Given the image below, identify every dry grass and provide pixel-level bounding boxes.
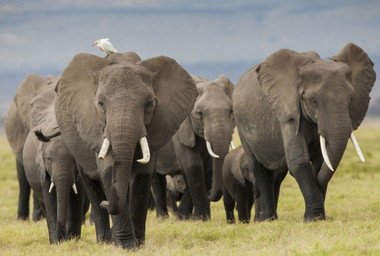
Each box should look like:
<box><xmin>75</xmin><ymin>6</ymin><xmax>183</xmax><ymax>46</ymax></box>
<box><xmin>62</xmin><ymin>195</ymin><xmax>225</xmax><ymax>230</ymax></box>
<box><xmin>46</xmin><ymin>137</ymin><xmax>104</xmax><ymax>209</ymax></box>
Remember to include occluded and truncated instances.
<box><xmin>0</xmin><ymin>122</ymin><xmax>379</xmax><ymax>255</ymax></box>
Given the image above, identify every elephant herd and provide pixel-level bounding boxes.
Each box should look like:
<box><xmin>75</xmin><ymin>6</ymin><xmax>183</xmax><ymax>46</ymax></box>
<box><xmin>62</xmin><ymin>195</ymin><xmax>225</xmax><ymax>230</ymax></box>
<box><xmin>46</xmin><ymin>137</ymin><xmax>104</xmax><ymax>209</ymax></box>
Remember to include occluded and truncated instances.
<box><xmin>4</xmin><ymin>42</ymin><xmax>376</xmax><ymax>249</ymax></box>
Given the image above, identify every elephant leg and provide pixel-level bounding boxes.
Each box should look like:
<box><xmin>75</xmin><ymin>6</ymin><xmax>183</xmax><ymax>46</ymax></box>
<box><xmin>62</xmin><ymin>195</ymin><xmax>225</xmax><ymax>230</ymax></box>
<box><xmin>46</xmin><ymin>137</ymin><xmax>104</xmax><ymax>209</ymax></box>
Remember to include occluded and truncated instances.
<box><xmin>67</xmin><ymin>178</ymin><xmax>85</xmax><ymax>240</ymax></box>
<box><xmin>177</xmin><ymin>188</ymin><xmax>193</xmax><ymax>220</ymax></box>
<box><xmin>223</xmin><ymin>190</ymin><xmax>235</xmax><ymax>224</ymax></box>
<box><xmin>100</xmin><ymin>164</ymin><xmax>137</xmax><ymax>249</ymax></box>
<box><xmin>236</xmin><ymin>191</ymin><xmax>250</xmax><ymax>223</ymax></box>
<box><xmin>181</xmin><ymin>155</ymin><xmax>210</xmax><ymax>220</ymax></box>
<box><xmin>32</xmin><ymin>193</ymin><xmax>44</xmax><ymax>221</ymax></box>
<box><xmin>41</xmin><ymin>176</ymin><xmax>58</xmax><ymax>244</ymax></box>
<box><xmin>16</xmin><ymin>159</ymin><xmax>30</xmax><ymax>220</ymax></box>
<box><xmin>239</xmin><ymin>132</ymin><xmax>276</xmax><ymax>221</ymax></box>
<box><xmin>129</xmin><ymin>158</ymin><xmax>155</xmax><ymax>246</ymax></box>
<box><xmin>82</xmin><ymin>194</ymin><xmax>90</xmax><ymax>224</ymax></box>
<box><xmin>150</xmin><ymin>172</ymin><xmax>168</xmax><ymax>218</ymax></box>
<box><xmin>273</xmin><ymin>170</ymin><xmax>287</xmax><ymax>219</ymax></box>
<box><xmin>282</xmin><ymin>126</ymin><xmax>325</xmax><ymax>221</ymax></box>
<box><xmin>253</xmin><ymin>183</ymin><xmax>262</xmax><ymax>221</ymax></box>
<box><xmin>78</xmin><ymin>167</ymin><xmax>111</xmax><ymax>243</ymax></box>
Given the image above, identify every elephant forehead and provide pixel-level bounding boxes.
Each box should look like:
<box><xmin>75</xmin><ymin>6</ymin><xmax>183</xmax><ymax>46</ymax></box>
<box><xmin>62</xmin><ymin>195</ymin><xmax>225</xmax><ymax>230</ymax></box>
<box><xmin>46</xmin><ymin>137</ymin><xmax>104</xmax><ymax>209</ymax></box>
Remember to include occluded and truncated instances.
<box><xmin>301</xmin><ymin>61</ymin><xmax>351</xmax><ymax>77</ymax></box>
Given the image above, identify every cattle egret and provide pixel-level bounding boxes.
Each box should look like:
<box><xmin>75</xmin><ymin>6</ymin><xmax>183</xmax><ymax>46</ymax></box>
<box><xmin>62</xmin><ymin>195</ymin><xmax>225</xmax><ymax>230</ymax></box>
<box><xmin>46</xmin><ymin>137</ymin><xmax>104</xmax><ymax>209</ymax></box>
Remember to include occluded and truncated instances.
<box><xmin>92</xmin><ymin>38</ymin><xmax>118</xmax><ymax>55</ymax></box>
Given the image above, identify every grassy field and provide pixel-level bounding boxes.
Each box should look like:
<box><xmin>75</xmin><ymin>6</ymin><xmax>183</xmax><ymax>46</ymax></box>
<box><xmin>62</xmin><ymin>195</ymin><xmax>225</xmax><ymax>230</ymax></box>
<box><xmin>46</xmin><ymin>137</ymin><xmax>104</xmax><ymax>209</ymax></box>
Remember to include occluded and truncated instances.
<box><xmin>0</xmin><ymin>123</ymin><xmax>379</xmax><ymax>256</ymax></box>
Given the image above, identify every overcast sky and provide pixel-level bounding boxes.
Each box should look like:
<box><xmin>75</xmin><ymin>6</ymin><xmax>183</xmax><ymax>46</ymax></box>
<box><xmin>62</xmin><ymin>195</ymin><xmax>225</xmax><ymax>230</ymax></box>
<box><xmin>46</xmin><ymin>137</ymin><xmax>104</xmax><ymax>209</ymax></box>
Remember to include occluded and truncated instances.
<box><xmin>1</xmin><ymin>0</ymin><xmax>379</xmax><ymax>70</ymax></box>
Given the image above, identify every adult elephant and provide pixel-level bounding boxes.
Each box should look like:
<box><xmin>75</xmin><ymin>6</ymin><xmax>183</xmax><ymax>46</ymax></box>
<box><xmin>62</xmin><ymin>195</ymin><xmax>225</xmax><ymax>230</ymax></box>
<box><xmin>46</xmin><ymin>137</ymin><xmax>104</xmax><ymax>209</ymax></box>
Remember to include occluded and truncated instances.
<box><xmin>47</xmin><ymin>52</ymin><xmax>197</xmax><ymax>248</ymax></box>
<box><xmin>23</xmin><ymin>86</ymin><xmax>85</xmax><ymax>243</ymax></box>
<box><xmin>5</xmin><ymin>74</ymin><xmax>57</xmax><ymax>220</ymax></box>
<box><xmin>152</xmin><ymin>75</ymin><xmax>235</xmax><ymax>220</ymax></box>
<box><xmin>233</xmin><ymin>43</ymin><xmax>376</xmax><ymax>221</ymax></box>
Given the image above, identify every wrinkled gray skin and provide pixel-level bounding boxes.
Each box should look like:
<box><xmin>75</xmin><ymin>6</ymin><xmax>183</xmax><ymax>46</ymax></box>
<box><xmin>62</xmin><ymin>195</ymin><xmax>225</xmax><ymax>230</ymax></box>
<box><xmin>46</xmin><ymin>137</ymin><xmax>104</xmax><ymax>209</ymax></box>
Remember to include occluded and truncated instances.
<box><xmin>233</xmin><ymin>43</ymin><xmax>376</xmax><ymax>221</ymax></box>
<box><xmin>5</xmin><ymin>74</ymin><xmax>57</xmax><ymax>220</ymax></box>
<box><xmin>152</xmin><ymin>75</ymin><xmax>235</xmax><ymax>220</ymax></box>
<box><xmin>165</xmin><ymin>175</ymin><xmax>186</xmax><ymax>213</ymax></box>
<box><xmin>222</xmin><ymin>146</ymin><xmax>255</xmax><ymax>223</ymax></box>
<box><xmin>51</xmin><ymin>52</ymin><xmax>197</xmax><ymax>249</ymax></box>
<box><xmin>23</xmin><ymin>87</ymin><xmax>85</xmax><ymax>244</ymax></box>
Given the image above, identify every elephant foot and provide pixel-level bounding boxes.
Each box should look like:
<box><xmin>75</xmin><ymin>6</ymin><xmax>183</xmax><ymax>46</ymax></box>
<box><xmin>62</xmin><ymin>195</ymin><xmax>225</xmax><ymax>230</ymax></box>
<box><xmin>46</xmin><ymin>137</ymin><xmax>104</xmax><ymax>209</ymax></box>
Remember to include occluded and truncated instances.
<box><xmin>304</xmin><ymin>212</ymin><xmax>326</xmax><ymax>222</ymax></box>
<box><xmin>176</xmin><ymin>212</ymin><xmax>192</xmax><ymax>220</ymax></box>
<box><xmin>192</xmin><ymin>213</ymin><xmax>210</xmax><ymax>221</ymax></box>
<box><xmin>17</xmin><ymin>215</ymin><xmax>29</xmax><ymax>221</ymax></box>
<box><xmin>226</xmin><ymin>218</ymin><xmax>235</xmax><ymax>224</ymax></box>
<box><xmin>114</xmin><ymin>238</ymin><xmax>139</xmax><ymax>250</ymax></box>
<box><xmin>156</xmin><ymin>212</ymin><xmax>169</xmax><ymax>220</ymax></box>
<box><xmin>32</xmin><ymin>209</ymin><xmax>44</xmax><ymax>222</ymax></box>
<box><xmin>254</xmin><ymin>214</ymin><xmax>276</xmax><ymax>222</ymax></box>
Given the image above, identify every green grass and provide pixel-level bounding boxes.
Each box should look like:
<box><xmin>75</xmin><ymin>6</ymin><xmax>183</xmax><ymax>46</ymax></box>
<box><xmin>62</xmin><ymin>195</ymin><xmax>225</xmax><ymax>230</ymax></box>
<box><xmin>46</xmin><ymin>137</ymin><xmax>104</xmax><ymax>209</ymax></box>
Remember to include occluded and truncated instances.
<box><xmin>1</xmin><ymin>123</ymin><xmax>380</xmax><ymax>255</ymax></box>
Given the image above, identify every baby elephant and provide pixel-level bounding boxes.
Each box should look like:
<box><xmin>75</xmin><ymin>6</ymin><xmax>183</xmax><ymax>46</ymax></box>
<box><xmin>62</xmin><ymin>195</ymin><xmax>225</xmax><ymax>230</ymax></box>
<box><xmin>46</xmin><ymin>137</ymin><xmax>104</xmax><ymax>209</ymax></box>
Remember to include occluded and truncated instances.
<box><xmin>165</xmin><ymin>175</ymin><xmax>187</xmax><ymax>213</ymax></box>
<box><xmin>23</xmin><ymin>124</ymin><xmax>85</xmax><ymax>243</ymax></box>
<box><xmin>222</xmin><ymin>146</ymin><xmax>256</xmax><ymax>223</ymax></box>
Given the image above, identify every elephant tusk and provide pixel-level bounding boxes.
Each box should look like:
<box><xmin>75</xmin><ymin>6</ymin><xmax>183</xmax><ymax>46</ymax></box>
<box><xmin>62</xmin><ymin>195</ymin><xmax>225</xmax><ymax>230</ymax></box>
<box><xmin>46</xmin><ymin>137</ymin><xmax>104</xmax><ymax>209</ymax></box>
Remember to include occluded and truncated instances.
<box><xmin>48</xmin><ymin>182</ymin><xmax>54</xmax><ymax>193</ymax></box>
<box><xmin>206</xmin><ymin>141</ymin><xmax>220</xmax><ymax>158</ymax></box>
<box><xmin>72</xmin><ymin>183</ymin><xmax>78</xmax><ymax>195</ymax></box>
<box><xmin>320</xmin><ymin>135</ymin><xmax>334</xmax><ymax>172</ymax></box>
<box><xmin>350</xmin><ymin>133</ymin><xmax>365</xmax><ymax>162</ymax></box>
<box><xmin>230</xmin><ymin>141</ymin><xmax>236</xmax><ymax>150</ymax></box>
<box><xmin>137</xmin><ymin>137</ymin><xmax>150</xmax><ymax>164</ymax></box>
<box><xmin>98</xmin><ymin>138</ymin><xmax>110</xmax><ymax>159</ymax></box>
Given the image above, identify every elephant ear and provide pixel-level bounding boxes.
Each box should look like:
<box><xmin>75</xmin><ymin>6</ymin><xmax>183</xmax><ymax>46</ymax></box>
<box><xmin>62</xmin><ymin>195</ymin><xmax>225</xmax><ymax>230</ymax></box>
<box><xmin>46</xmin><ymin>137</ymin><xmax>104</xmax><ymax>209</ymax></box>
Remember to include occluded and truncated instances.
<box><xmin>56</xmin><ymin>53</ymin><xmax>113</xmax><ymax>173</ymax></box>
<box><xmin>256</xmin><ymin>49</ymin><xmax>314</xmax><ymax>125</ymax></box>
<box><xmin>176</xmin><ymin>117</ymin><xmax>195</xmax><ymax>147</ymax></box>
<box><xmin>138</xmin><ymin>56</ymin><xmax>198</xmax><ymax>151</ymax></box>
<box><xmin>14</xmin><ymin>74</ymin><xmax>53</xmax><ymax>130</ymax></box>
<box><xmin>215</xmin><ymin>74</ymin><xmax>234</xmax><ymax>99</ymax></box>
<box><xmin>231</xmin><ymin>153</ymin><xmax>245</xmax><ymax>186</ymax></box>
<box><xmin>329</xmin><ymin>43</ymin><xmax>376</xmax><ymax>130</ymax></box>
<box><xmin>30</xmin><ymin>81</ymin><xmax>58</xmax><ymax>127</ymax></box>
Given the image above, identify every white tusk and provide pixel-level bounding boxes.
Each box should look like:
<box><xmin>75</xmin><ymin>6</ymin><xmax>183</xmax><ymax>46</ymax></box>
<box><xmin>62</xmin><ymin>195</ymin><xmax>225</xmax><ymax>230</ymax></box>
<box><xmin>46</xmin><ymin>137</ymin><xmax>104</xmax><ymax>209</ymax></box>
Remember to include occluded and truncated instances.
<box><xmin>72</xmin><ymin>183</ymin><xmax>78</xmax><ymax>194</ymax></box>
<box><xmin>206</xmin><ymin>141</ymin><xmax>220</xmax><ymax>158</ymax></box>
<box><xmin>350</xmin><ymin>133</ymin><xmax>365</xmax><ymax>162</ymax></box>
<box><xmin>137</xmin><ymin>137</ymin><xmax>150</xmax><ymax>164</ymax></box>
<box><xmin>320</xmin><ymin>135</ymin><xmax>334</xmax><ymax>172</ymax></box>
<box><xmin>98</xmin><ymin>138</ymin><xmax>110</xmax><ymax>159</ymax></box>
<box><xmin>230</xmin><ymin>141</ymin><xmax>236</xmax><ymax>150</ymax></box>
<box><xmin>49</xmin><ymin>182</ymin><xmax>54</xmax><ymax>193</ymax></box>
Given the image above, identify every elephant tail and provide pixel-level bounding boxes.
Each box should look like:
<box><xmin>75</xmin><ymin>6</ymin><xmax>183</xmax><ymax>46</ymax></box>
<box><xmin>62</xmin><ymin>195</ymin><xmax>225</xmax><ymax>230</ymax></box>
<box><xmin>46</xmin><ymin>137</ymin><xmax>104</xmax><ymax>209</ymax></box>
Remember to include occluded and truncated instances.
<box><xmin>35</xmin><ymin>130</ymin><xmax>61</xmax><ymax>142</ymax></box>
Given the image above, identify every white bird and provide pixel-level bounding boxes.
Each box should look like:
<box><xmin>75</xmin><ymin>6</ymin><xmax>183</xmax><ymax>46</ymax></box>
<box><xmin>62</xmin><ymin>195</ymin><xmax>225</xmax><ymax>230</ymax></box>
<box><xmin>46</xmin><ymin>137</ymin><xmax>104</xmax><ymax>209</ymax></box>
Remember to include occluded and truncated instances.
<box><xmin>92</xmin><ymin>38</ymin><xmax>118</xmax><ymax>56</ymax></box>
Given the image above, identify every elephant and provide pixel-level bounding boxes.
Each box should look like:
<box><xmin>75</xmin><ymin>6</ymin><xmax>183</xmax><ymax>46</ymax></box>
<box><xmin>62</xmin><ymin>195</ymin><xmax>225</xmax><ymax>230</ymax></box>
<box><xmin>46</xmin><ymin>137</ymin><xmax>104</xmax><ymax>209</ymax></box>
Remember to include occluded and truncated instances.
<box><xmin>151</xmin><ymin>75</ymin><xmax>235</xmax><ymax>220</ymax></box>
<box><xmin>5</xmin><ymin>74</ymin><xmax>57</xmax><ymax>220</ymax></box>
<box><xmin>222</xmin><ymin>146</ymin><xmax>255</xmax><ymax>223</ymax></box>
<box><xmin>233</xmin><ymin>43</ymin><xmax>376</xmax><ymax>221</ymax></box>
<box><xmin>39</xmin><ymin>51</ymin><xmax>197</xmax><ymax>249</ymax></box>
<box><xmin>165</xmin><ymin>175</ymin><xmax>186</xmax><ymax>213</ymax></box>
<box><xmin>23</xmin><ymin>86</ymin><xmax>85</xmax><ymax>243</ymax></box>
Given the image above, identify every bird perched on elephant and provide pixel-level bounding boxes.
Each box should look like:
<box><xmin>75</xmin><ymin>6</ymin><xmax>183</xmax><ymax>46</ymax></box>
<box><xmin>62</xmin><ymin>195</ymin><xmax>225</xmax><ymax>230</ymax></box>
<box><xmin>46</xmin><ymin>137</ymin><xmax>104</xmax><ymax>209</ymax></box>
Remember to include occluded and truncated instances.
<box><xmin>5</xmin><ymin>74</ymin><xmax>57</xmax><ymax>221</ymax></box>
<box><xmin>23</xmin><ymin>86</ymin><xmax>85</xmax><ymax>244</ymax></box>
<box><xmin>38</xmin><ymin>51</ymin><xmax>197</xmax><ymax>249</ymax></box>
<box><xmin>222</xmin><ymin>146</ymin><xmax>255</xmax><ymax>224</ymax></box>
<box><xmin>233</xmin><ymin>43</ymin><xmax>376</xmax><ymax>221</ymax></box>
<box><xmin>152</xmin><ymin>75</ymin><xmax>236</xmax><ymax>221</ymax></box>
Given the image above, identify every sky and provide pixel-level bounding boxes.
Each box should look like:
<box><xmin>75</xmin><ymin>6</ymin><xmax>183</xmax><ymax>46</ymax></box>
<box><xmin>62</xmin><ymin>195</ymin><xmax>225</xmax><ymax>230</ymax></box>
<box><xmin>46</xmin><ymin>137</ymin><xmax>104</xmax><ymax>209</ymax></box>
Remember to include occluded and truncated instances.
<box><xmin>0</xmin><ymin>0</ymin><xmax>380</xmax><ymax>114</ymax></box>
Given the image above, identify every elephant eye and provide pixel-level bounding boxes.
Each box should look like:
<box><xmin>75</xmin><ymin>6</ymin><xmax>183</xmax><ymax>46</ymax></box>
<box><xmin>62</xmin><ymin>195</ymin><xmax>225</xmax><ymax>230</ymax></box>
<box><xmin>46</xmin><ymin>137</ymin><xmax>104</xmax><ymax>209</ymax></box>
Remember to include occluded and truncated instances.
<box><xmin>195</xmin><ymin>110</ymin><xmax>202</xmax><ymax>119</ymax></box>
<box><xmin>145</xmin><ymin>98</ymin><xmax>156</xmax><ymax>112</ymax></box>
<box><xmin>97</xmin><ymin>101</ymin><xmax>104</xmax><ymax>108</ymax></box>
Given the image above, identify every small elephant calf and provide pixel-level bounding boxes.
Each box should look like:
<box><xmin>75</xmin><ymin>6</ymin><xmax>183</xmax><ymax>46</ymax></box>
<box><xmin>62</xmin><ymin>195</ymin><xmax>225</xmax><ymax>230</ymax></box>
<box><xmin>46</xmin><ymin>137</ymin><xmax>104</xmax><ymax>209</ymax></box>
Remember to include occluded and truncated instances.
<box><xmin>165</xmin><ymin>175</ymin><xmax>187</xmax><ymax>213</ymax></box>
<box><xmin>222</xmin><ymin>146</ymin><xmax>256</xmax><ymax>223</ymax></box>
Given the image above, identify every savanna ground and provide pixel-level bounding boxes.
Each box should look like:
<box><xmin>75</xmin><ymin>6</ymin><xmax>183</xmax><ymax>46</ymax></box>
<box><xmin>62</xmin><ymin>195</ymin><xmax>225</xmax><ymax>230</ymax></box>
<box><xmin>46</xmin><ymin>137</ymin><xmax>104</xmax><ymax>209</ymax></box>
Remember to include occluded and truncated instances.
<box><xmin>0</xmin><ymin>122</ymin><xmax>379</xmax><ymax>256</ymax></box>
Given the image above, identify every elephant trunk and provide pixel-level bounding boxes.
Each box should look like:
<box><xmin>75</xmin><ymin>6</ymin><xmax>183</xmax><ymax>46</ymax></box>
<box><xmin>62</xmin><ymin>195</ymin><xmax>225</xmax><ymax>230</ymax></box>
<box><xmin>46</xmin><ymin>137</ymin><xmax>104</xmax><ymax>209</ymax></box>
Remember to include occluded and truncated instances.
<box><xmin>55</xmin><ymin>171</ymin><xmax>72</xmax><ymax>242</ymax></box>
<box><xmin>206</xmin><ymin>121</ymin><xmax>232</xmax><ymax>202</ymax></box>
<box><xmin>104</xmin><ymin>114</ymin><xmax>142</xmax><ymax>215</ymax></box>
<box><xmin>317</xmin><ymin>109</ymin><xmax>352</xmax><ymax>194</ymax></box>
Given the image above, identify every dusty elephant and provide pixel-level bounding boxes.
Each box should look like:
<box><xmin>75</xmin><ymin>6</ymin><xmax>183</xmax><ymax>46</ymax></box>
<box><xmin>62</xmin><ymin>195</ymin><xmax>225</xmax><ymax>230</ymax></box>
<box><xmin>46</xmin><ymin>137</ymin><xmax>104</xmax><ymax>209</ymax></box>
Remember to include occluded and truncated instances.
<box><xmin>233</xmin><ymin>43</ymin><xmax>376</xmax><ymax>221</ymax></box>
<box><xmin>5</xmin><ymin>74</ymin><xmax>57</xmax><ymax>220</ymax></box>
<box><xmin>40</xmin><ymin>52</ymin><xmax>197</xmax><ymax>248</ymax></box>
<box><xmin>23</xmin><ymin>86</ymin><xmax>85</xmax><ymax>243</ymax></box>
<box><xmin>152</xmin><ymin>75</ymin><xmax>236</xmax><ymax>220</ymax></box>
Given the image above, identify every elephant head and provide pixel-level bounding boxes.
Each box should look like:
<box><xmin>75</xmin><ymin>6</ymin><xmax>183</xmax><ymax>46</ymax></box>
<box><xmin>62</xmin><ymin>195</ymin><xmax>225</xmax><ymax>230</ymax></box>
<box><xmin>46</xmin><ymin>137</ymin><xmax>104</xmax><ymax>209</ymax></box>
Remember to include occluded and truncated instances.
<box><xmin>176</xmin><ymin>75</ymin><xmax>235</xmax><ymax>201</ymax></box>
<box><xmin>256</xmin><ymin>43</ymin><xmax>376</xmax><ymax>188</ymax></box>
<box><xmin>55</xmin><ymin>52</ymin><xmax>197</xmax><ymax>215</ymax></box>
<box><xmin>230</xmin><ymin>147</ymin><xmax>255</xmax><ymax>186</ymax></box>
